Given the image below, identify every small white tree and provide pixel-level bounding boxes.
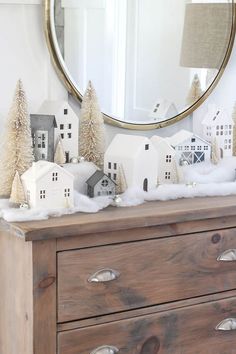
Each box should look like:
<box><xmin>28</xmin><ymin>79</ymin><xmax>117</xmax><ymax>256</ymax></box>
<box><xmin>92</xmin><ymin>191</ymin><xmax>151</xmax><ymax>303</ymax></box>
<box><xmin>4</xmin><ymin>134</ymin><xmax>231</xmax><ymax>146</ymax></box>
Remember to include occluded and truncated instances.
<box><xmin>10</xmin><ymin>171</ymin><xmax>25</xmax><ymax>205</ymax></box>
<box><xmin>211</xmin><ymin>138</ymin><xmax>220</xmax><ymax>165</ymax></box>
<box><xmin>0</xmin><ymin>80</ymin><xmax>34</xmax><ymax>197</ymax></box>
<box><xmin>54</xmin><ymin>137</ymin><xmax>66</xmax><ymax>164</ymax></box>
<box><xmin>186</xmin><ymin>74</ymin><xmax>203</xmax><ymax>106</ymax></box>
<box><xmin>116</xmin><ymin>164</ymin><xmax>127</xmax><ymax>194</ymax></box>
<box><xmin>79</xmin><ymin>81</ymin><xmax>105</xmax><ymax>169</ymax></box>
<box><xmin>232</xmin><ymin>102</ymin><xmax>236</xmax><ymax>156</ymax></box>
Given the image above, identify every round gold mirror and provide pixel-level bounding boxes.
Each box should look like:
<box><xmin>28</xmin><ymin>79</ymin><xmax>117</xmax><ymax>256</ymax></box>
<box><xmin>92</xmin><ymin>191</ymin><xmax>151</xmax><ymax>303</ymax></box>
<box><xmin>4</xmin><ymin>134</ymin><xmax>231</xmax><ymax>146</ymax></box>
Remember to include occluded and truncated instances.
<box><xmin>44</xmin><ymin>0</ymin><xmax>236</xmax><ymax>130</ymax></box>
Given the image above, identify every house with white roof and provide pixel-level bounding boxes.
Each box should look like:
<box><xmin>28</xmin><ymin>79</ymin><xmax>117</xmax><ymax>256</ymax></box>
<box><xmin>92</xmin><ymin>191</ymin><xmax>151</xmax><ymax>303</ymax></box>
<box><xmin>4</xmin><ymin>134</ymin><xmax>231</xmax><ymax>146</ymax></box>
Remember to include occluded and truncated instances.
<box><xmin>38</xmin><ymin>100</ymin><xmax>79</xmax><ymax>162</ymax></box>
<box><xmin>21</xmin><ymin>161</ymin><xmax>74</xmax><ymax>209</ymax></box>
<box><xmin>168</xmin><ymin>130</ymin><xmax>211</xmax><ymax>165</ymax></box>
<box><xmin>151</xmin><ymin>136</ymin><xmax>178</xmax><ymax>184</ymax></box>
<box><xmin>202</xmin><ymin>105</ymin><xmax>234</xmax><ymax>158</ymax></box>
<box><xmin>104</xmin><ymin>134</ymin><xmax>158</xmax><ymax>192</ymax></box>
<box><xmin>149</xmin><ymin>99</ymin><xmax>178</xmax><ymax>121</ymax></box>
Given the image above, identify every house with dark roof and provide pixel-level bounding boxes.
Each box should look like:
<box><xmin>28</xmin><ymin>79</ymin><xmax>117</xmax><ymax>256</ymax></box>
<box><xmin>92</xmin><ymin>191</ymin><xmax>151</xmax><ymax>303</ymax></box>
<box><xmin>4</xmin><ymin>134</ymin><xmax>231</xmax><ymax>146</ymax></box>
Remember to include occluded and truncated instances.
<box><xmin>86</xmin><ymin>171</ymin><xmax>116</xmax><ymax>198</ymax></box>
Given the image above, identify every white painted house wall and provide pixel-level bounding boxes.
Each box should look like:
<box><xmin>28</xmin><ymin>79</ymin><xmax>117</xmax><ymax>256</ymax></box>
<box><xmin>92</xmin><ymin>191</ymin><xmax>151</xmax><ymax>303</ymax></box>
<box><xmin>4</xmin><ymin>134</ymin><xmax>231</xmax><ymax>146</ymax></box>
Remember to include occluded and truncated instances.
<box><xmin>151</xmin><ymin>136</ymin><xmax>177</xmax><ymax>184</ymax></box>
<box><xmin>21</xmin><ymin>162</ymin><xmax>74</xmax><ymax>209</ymax></box>
<box><xmin>104</xmin><ymin>134</ymin><xmax>158</xmax><ymax>191</ymax></box>
<box><xmin>0</xmin><ymin>1</ymin><xmax>236</xmax><ymax>145</ymax></box>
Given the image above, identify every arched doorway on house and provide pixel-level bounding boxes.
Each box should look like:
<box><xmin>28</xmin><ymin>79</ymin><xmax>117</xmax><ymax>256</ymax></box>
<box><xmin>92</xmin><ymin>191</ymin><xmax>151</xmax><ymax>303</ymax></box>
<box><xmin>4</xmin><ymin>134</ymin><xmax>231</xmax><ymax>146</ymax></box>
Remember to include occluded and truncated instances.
<box><xmin>143</xmin><ymin>178</ymin><xmax>148</xmax><ymax>192</ymax></box>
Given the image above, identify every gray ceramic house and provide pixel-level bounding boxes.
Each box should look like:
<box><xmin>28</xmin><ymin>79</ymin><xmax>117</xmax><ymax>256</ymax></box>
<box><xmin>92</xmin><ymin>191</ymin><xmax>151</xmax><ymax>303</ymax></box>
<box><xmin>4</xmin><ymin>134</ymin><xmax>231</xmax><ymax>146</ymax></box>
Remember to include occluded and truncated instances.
<box><xmin>30</xmin><ymin>114</ymin><xmax>57</xmax><ymax>162</ymax></box>
<box><xmin>86</xmin><ymin>171</ymin><xmax>116</xmax><ymax>198</ymax></box>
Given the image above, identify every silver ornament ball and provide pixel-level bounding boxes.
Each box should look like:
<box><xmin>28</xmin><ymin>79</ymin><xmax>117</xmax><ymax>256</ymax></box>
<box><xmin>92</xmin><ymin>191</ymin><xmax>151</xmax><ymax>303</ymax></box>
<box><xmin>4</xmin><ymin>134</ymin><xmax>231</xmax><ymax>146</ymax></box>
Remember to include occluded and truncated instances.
<box><xmin>70</xmin><ymin>157</ymin><xmax>79</xmax><ymax>164</ymax></box>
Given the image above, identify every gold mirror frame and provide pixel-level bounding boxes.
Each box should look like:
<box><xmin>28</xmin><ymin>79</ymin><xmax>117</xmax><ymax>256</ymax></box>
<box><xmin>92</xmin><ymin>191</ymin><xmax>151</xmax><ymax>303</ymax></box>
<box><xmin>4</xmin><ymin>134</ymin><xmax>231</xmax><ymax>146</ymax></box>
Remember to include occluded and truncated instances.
<box><xmin>44</xmin><ymin>0</ymin><xmax>236</xmax><ymax>131</ymax></box>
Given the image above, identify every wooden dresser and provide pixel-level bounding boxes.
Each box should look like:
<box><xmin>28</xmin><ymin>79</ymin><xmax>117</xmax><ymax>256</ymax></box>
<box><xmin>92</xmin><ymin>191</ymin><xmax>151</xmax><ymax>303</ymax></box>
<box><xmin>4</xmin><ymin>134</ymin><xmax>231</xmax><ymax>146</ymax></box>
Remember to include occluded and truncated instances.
<box><xmin>2</xmin><ymin>196</ymin><xmax>236</xmax><ymax>354</ymax></box>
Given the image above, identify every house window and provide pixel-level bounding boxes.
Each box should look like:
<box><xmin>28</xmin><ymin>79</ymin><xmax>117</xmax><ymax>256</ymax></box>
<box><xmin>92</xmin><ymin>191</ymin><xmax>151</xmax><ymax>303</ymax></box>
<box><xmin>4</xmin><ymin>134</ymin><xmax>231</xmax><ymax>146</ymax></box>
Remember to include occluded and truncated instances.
<box><xmin>204</xmin><ymin>146</ymin><xmax>209</xmax><ymax>150</ymax></box>
<box><xmin>197</xmin><ymin>146</ymin><xmax>202</xmax><ymax>151</ymax></box>
<box><xmin>191</xmin><ymin>146</ymin><xmax>195</xmax><ymax>151</ymax></box>
<box><xmin>114</xmin><ymin>163</ymin><xmax>117</xmax><ymax>170</ymax></box>
<box><xmin>185</xmin><ymin>146</ymin><xmax>189</xmax><ymax>151</ymax></box>
<box><xmin>113</xmin><ymin>174</ymin><xmax>117</xmax><ymax>181</ymax></box>
<box><xmin>64</xmin><ymin>109</ymin><xmax>68</xmax><ymax>115</ymax></box>
<box><xmin>68</xmin><ymin>133</ymin><xmax>72</xmax><ymax>139</ymax></box>
<box><xmin>108</xmin><ymin>172</ymin><xmax>111</xmax><ymax>178</ymax></box>
<box><xmin>216</xmin><ymin>125</ymin><xmax>219</xmax><ymax>130</ymax></box>
<box><xmin>221</xmin><ymin>125</ymin><xmax>223</xmax><ymax>130</ymax></box>
<box><xmin>101</xmin><ymin>179</ymin><xmax>108</xmax><ymax>187</ymax></box>
<box><xmin>166</xmin><ymin>155</ymin><xmax>172</xmax><ymax>163</ymax></box>
<box><xmin>52</xmin><ymin>172</ymin><xmax>58</xmax><ymax>181</ymax></box>
<box><xmin>165</xmin><ymin>172</ymin><xmax>171</xmax><ymax>180</ymax></box>
<box><xmin>42</xmin><ymin>142</ymin><xmax>45</xmax><ymax>148</ymax></box>
<box><xmin>60</xmin><ymin>124</ymin><xmax>64</xmax><ymax>130</ymax></box>
<box><xmin>191</xmin><ymin>138</ymin><xmax>196</xmax><ymax>143</ymax></box>
<box><xmin>145</xmin><ymin>144</ymin><xmax>149</xmax><ymax>150</ymax></box>
<box><xmin>225</xmin><ymin>139</ymin><xmax>228</xmax><ymax>144</ymax></box>
<box><xmin>216</xmin><ymin>131</ymin><xmax>219</xmax><ymax>136</ymax></box>
<box><xmin>108</xmin><ymin>162</ymin><xmax>111</xmax><ymax>169</ymax></box>
<box><xmin>225</xmin><ymin>146</ymin><xmax>228</xmax><ymax>150</ymax></box>
<box><xmin>229</xmin><ymin>131</ymin><xmax>232</xmax><ymax>135</ymax></box>
<box><xmin>40</xmin><ymin>190</ymin><xmax>46</xmax><ymax>199</ymax></box>
<box><xmin>220</xmin><ymin>131</ymin><xmax>223</xmax><ymax>135</ymax></box>
<box><xmin>42</xmin><ymin>153</ymin><xmax>45</xmax><ymax>159</ymax></box>
<box><xmin>64</xmin><ymin>188</ymin><xmax>70</xmax><ymax>197</ymax></box>
<box><xmin>68</xmin><ymin>124</ymin><xmax>72</xmax><ymax>129</ymax></box>
<box><xmin>229</xmin><ymin>125</ymin><xmax>232</xmax><ymax>129</ymax></box>
<box><xmin>61</xmin><ymin>134</ymin><xmax>64</xmax><ymax>139</ymax></box>
<box><xmin>225</xmin><ymin>125</ymin><xmax>228</xmax><ymax>129</ymax></box>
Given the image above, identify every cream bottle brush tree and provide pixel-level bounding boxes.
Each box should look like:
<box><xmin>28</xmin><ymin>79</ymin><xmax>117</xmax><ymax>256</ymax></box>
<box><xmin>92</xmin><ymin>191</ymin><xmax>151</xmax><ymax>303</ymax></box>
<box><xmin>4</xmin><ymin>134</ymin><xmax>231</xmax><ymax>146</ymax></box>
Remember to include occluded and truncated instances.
<box><xmin>186</xmin><ymin>74</ymin><xmax>203</xmax><ymax>106</ymax></box>
<box><xmin>79</xmin><ymin>81</ymin><xmax>105</xmax><ymax>169</ymax></box>
<box><xmin>54</xmin><ymin>137</ymin><xmax>66</xmax><ymax>165</ymax></box>
<box><xmin>10</xmin><ymin>171</ymin><xmax>25</xmax><ymax>205</ymax></box>
<box><xmin>0</xmin><ymin>79</ymin><xmax>34</xmax><ymax>197</ymax></box>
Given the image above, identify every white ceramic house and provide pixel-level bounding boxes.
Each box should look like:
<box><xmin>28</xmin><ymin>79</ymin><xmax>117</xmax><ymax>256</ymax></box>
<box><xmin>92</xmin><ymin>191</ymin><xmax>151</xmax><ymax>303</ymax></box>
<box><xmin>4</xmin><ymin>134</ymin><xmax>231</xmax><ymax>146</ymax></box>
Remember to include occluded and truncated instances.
<box><xmin>149</xmin><ymin>99</ymin><xmax>178</xmax><ymax>121</ymax></box>
<box><xmin>104</xmin><ymin>134</ymin><xmax>158</xmax><ymax>191</ymax></box>
<box><xmin>202</xmin><ymin>105</ymin><xmax>234</xmax><ymax>158</ymax></box>
<box><xmin>38</xmin><ymin>100</ymin><xmax>79</xmax><ymax>162</ymax></box>
<box><xmin>151</xmin><ymin>136</ymin><xmax>177</xmax><ymax>184</ymax></box>
<box><xmin>168</xmin><ymin>130</ymin><xmax>211</xmax><ymax>165</ymax></box>
<box><xmin>21</xmin><ymin>161</ymin><xmax>74</xmax><ymax>209</ymax></box>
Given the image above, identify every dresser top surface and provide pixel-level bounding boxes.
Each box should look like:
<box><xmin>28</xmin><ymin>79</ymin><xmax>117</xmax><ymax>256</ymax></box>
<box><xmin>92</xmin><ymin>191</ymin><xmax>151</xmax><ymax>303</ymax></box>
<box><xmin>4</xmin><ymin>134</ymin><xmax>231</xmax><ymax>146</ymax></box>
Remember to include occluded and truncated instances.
<box><xmin>2</xmin><ymin>195</ymin><xmax>236</xmax><ymax>241</ymax></box>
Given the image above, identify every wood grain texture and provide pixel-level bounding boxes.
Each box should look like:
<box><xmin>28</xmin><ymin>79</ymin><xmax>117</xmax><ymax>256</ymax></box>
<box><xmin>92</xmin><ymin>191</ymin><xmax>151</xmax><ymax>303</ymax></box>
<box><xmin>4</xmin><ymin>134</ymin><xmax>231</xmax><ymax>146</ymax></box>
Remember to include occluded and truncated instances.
<box><xmin>58</xmin><ymin>295</ymin><xmax>236</xmax><ymax>354</ymax></box>
<box><xmin>57</xmin><ymin>215</ymin><xmax>236</xmax><ymax>251</ymax></box>
<box><xmin>58</xmin><ymin>228</ymin><xmax>236</xmax><ymax>322</ymax></box>
<box><xmin>6</xmin><ymin>195</ymin><xmax>236</xmax><ymax>241</ymax></box>
<box><xmin>58</xmin><ymin>290</ymin><xmax>236</xmax><ymax>332</ymax></box>
<box><xmin>0</xmin><ymin>229</ymin><xmax>33</xmax><ymax>354</ymax></box>
<box><xmin>32</xmin><ymin>240</ymin><xmax>57</xmax><ymax>354</ymax></box>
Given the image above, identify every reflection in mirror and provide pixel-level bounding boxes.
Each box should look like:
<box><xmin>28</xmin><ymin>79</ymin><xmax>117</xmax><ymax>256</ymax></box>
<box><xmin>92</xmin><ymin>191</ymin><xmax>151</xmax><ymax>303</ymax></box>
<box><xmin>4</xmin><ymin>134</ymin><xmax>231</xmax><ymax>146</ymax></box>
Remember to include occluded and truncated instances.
<box><xmin>52</xmin><ymin>0</ymin><xmax>234</xmax><ymax>125</ymax></box>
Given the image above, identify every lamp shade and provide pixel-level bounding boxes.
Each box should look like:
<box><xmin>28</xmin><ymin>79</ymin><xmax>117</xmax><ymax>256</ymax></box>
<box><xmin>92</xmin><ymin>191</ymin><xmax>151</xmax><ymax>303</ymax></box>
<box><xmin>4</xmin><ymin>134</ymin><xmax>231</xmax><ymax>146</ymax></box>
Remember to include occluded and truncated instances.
<box><xmin>180</xmin><ymin>3</ymin><xmax>232</xmax><ymax>69</ymax></box>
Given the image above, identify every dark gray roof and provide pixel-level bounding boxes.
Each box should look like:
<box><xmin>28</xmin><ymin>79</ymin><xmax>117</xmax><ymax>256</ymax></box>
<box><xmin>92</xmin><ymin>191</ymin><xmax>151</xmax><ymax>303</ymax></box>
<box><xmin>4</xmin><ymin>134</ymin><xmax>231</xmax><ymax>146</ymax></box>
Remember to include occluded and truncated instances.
<box><xmin>30</xmin><ymin>114</ymin><xmax>57</xmax><ymax>128</ymax></box>
<box><xmin>86</xmin><ymin>170</ymin><xmax>115</xmax><ymax>187</ymax></box>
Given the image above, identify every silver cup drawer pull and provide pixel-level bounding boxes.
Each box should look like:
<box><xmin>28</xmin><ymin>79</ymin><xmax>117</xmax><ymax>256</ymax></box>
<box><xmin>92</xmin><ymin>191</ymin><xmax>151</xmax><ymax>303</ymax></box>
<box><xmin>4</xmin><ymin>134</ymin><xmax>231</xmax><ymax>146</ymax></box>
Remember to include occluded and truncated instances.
<box><xmin>216</xmin><ymin>318</ymin><xmax>236</xmax><ymax>331</ymax></box>
<box><xmin>90</xmin><ymin>345</ymin><xmax>119</xmax><ymax>354</ymax></box>
<box><xmin>88</xmin><ymin>269</ymin><xmax>120</xmax><ymax>283</ymax></box>
<box><xmin>217</xmin><ymin>249</ymin><xmax>236</xmax><ymax>262</ymax></box>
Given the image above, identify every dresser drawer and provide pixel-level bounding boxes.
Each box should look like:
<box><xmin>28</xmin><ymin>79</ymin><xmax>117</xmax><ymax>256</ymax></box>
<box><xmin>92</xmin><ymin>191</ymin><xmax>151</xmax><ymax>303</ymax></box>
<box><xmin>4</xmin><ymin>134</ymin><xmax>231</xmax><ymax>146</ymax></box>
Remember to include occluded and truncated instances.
<box><xmin>58</xmin><ymin>295</ymin><xmax>236</xmax><ymax>354</ymax></box>
<box><xmin>58</xmin><ymin>229</ymin><xmax>236</xmax><ymax>322</ymax></box>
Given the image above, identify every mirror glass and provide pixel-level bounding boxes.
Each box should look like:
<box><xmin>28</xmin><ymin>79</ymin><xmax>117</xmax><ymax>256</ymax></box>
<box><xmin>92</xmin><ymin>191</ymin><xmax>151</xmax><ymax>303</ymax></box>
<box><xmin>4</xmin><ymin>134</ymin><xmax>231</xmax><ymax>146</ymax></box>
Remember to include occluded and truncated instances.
<box><xmin>51</xmin><ymin>0</ymin><xmax>234</xmax><ymax>126</ymax></box>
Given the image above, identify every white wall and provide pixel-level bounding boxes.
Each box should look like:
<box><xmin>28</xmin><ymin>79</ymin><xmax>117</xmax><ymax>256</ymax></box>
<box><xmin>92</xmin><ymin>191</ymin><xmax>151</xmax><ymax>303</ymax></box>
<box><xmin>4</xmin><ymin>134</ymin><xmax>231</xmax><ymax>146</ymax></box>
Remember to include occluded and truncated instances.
<box><xmin>0</xmin><ymin>1</ymin><xmax>235</xmax><ymax>146</ymax></box>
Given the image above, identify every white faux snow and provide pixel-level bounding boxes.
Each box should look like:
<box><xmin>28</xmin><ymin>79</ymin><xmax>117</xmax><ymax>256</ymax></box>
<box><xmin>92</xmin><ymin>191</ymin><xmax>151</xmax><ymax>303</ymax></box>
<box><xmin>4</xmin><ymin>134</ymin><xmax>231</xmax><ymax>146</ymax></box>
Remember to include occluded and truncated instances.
<box><xmin>1</xmin><ymin>157</ymin><xmax>236</xmax><ymax>222</ymax></box>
